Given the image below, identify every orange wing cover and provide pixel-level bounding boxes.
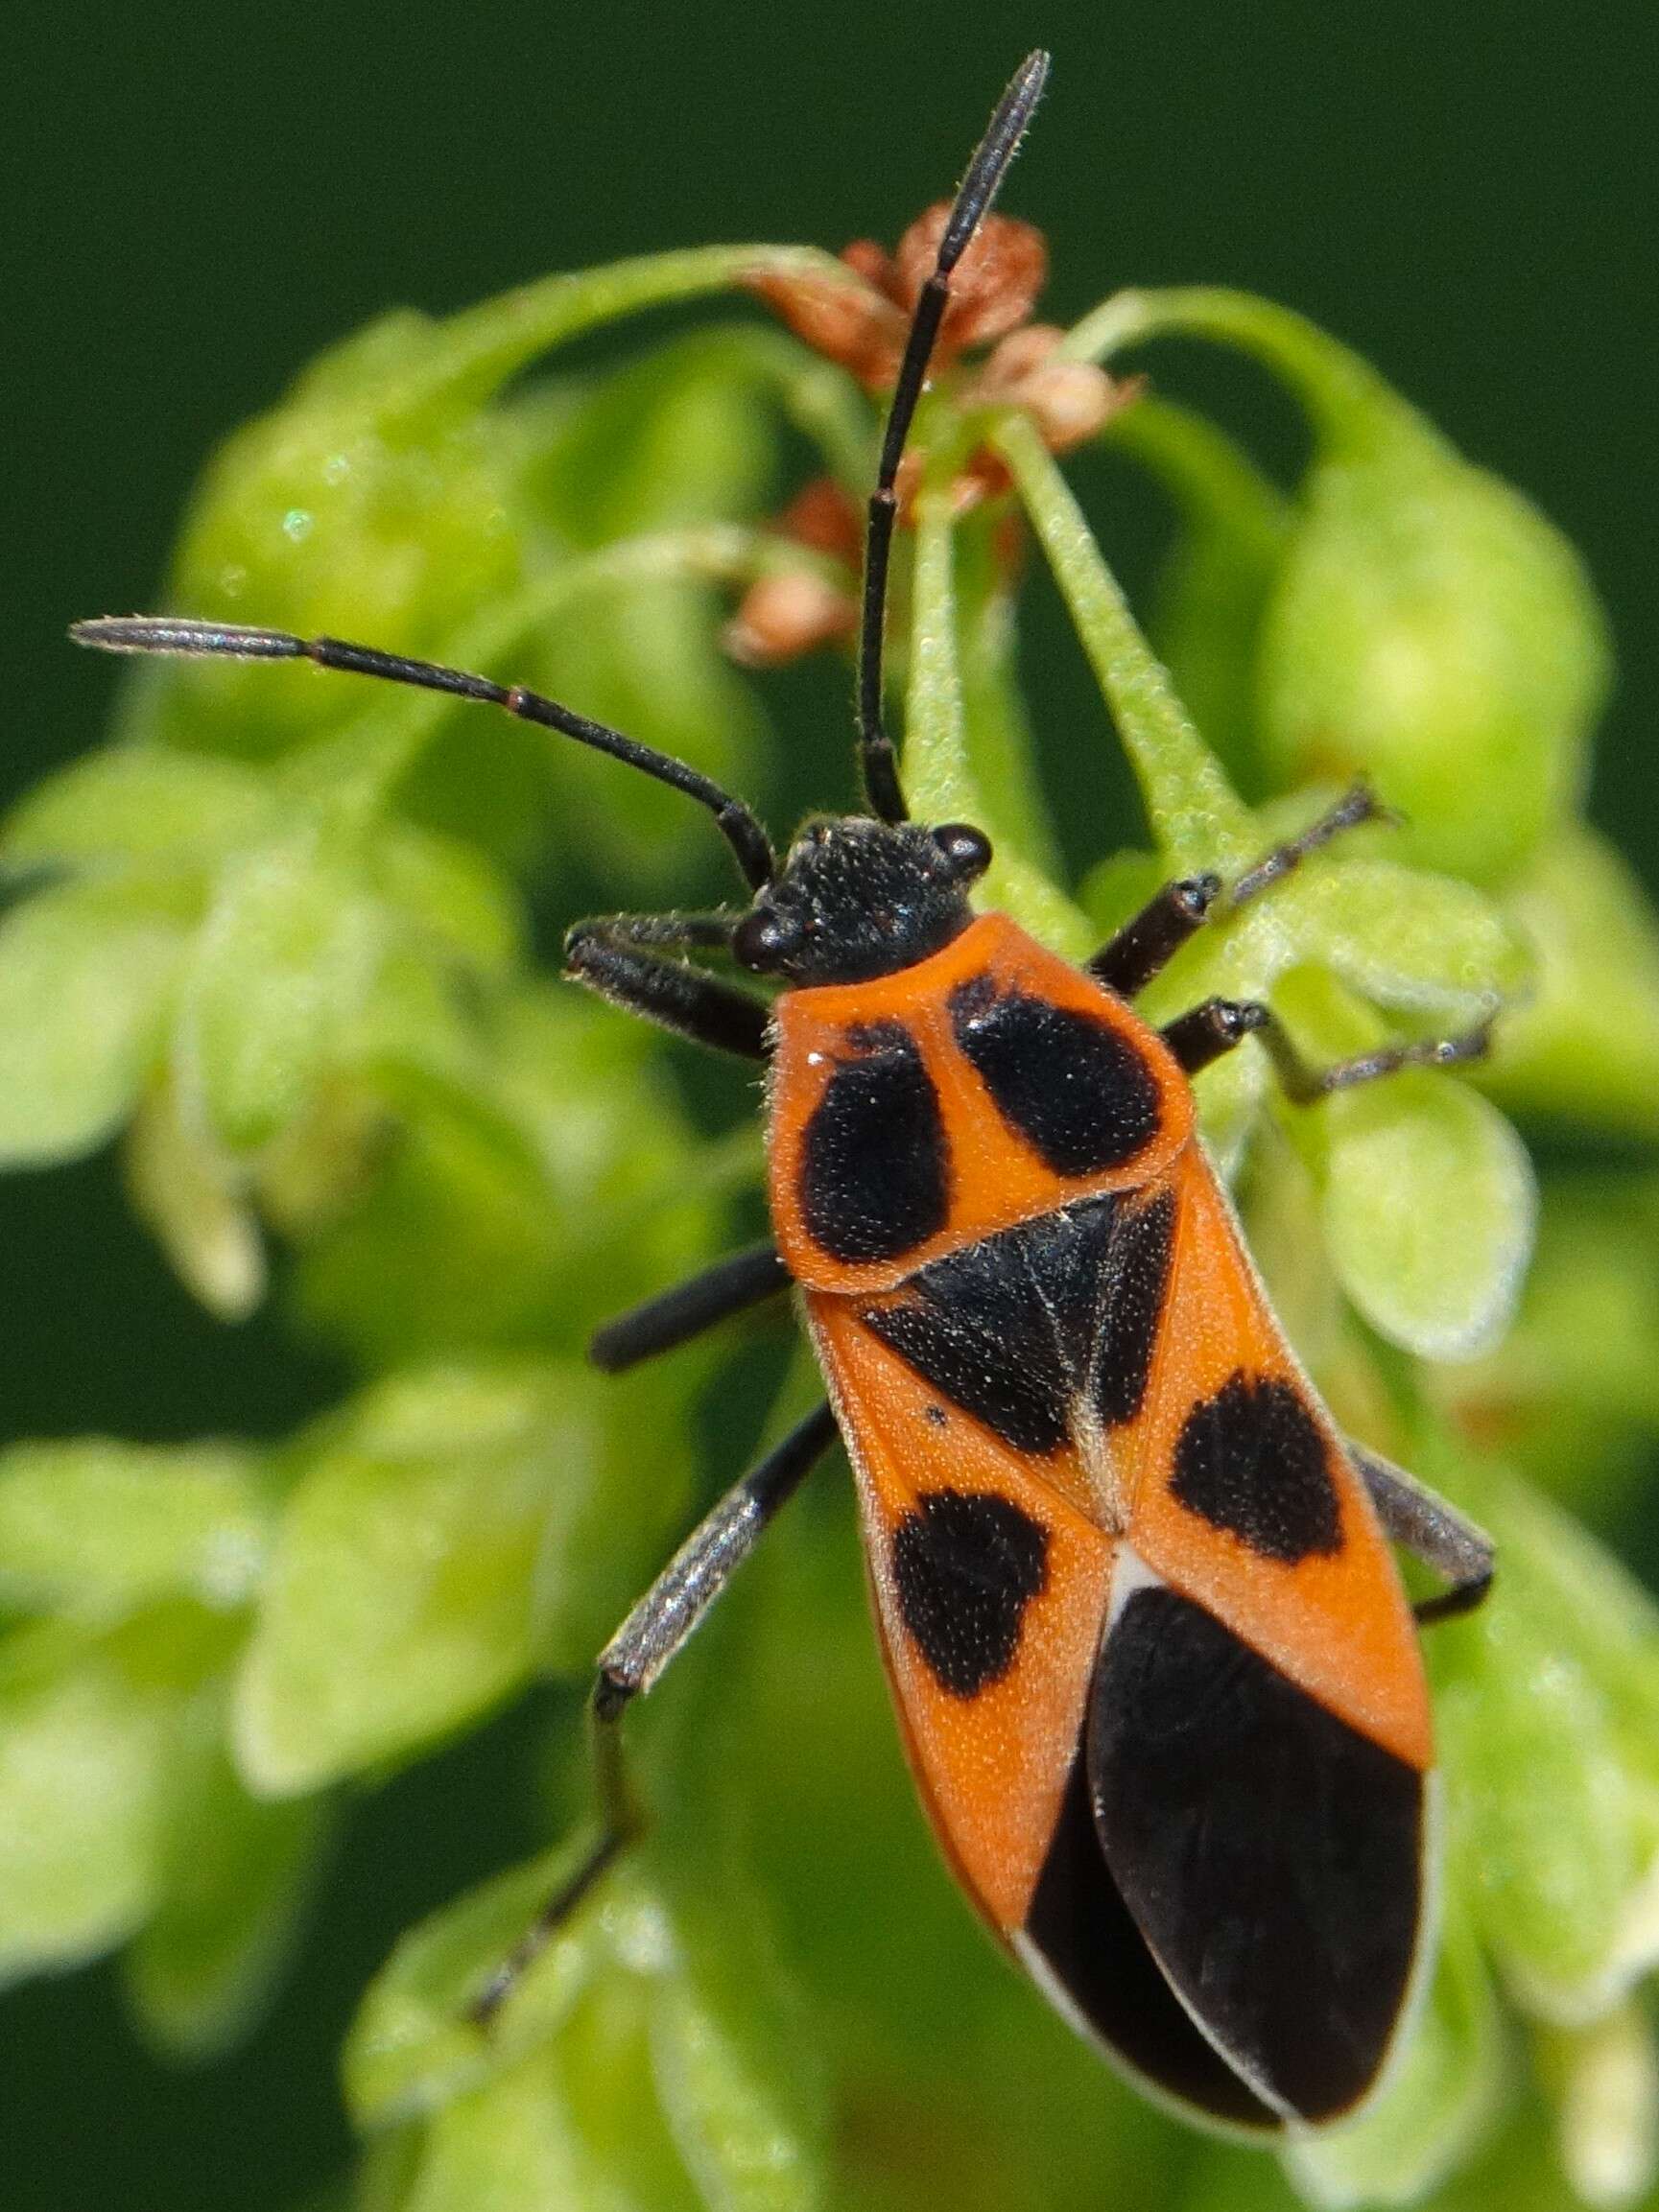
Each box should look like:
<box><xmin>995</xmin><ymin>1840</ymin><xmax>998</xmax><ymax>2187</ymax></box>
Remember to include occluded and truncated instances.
<box><xmin>770</xmin><ymin>912</ymin><xmax>1434</xmax><ymax>2130</ymax></box>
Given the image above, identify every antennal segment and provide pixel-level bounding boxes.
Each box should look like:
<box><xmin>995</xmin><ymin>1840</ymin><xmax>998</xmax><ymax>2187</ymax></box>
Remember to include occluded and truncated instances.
<box><xmin>856</xmin><ymin>48</ymin><xmax>1051</xmax><ymax>825</ymax></box>
<box><xmin>70</xmin><ymin>618</ymin><xmax>777</xmax><ymax>891</ymax></box>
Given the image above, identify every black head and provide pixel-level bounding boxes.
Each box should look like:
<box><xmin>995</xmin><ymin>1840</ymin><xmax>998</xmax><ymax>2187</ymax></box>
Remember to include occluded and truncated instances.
<box><xmin>732</xmin><ymin>816</ymin><xmax>992</xmax><ymax>986</ymax></box>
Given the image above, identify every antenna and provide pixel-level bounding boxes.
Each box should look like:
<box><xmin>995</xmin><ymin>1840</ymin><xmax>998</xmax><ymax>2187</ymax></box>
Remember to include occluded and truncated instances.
<box><xmin>68</xmin><ymin>618</ymin><xmax>777</xmax><ymax>891</ymax></box>
<box><xmin>855</xmin><ymin>48</ymin><xmax>1051</xmax><ymax>823</ymax></box>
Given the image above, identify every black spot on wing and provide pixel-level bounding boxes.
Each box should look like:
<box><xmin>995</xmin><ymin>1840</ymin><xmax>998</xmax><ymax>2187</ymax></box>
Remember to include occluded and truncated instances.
<box><xmin>799</xmin><ymin>1021</ymin><xmax>949</xmax><ymax>1264</ymax></box>
<box><xmin>1024</xmin><ymin>1753</ymin><xmax>1279</xmax><ymax>2129</ymax></box>
<box><xmin>1093</xmin><ymin>1188</ymin><xmax>1175</xmax><ymax>1428</ymax></box>
<box><xmin>949</xmin><ymin>974</ymin><xmax>1162</xmax><ymax>1176</ymax></box>
<box><xmin>891</xmin><ymin>1489</ymin><xmax>1049</xmax><ymax>1699</ymax></box>
<box><xmin>1088</xmin><ymin>1585</ymin><xmax>1423</xmax><ymax>2124</ymax></box>
<box><xmin>1172</xmin><ymin>1372</ymin><xmax>1342</xmax><ymax>1562</ymax></box>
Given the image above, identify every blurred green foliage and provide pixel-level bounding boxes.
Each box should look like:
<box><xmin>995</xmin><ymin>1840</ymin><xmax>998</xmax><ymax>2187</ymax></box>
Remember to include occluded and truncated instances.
<box><xmin>4</xmin><ymin>210</ymin><xmax>1659</xmax><ymax>2212</ymax></box>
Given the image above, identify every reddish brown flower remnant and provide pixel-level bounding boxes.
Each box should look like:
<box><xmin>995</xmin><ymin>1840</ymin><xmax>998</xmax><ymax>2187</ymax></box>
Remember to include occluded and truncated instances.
<box><xmin>728</xmin><ymin>205</ymin><xmax>1137</xmax><ymax>667</ymax></box>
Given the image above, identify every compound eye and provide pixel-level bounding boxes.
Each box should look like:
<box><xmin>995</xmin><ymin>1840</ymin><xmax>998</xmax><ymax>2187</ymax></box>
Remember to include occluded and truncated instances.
<box><xmin>933</xmin><ymin>822</ymin><xmax>993</xmax><ymax>882</ymax></box>
<box><xmin>733</xmin><ymin>906</ymin><xmax>801</xmax><ymax>973</ymax></box>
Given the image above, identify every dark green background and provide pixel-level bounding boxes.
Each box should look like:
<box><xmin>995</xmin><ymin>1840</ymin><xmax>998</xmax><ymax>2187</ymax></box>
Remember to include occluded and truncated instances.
<box><xmin>5</xmin><ymin>4</ymin><xmax>1656</xmax><ymax>2205</ymax></box>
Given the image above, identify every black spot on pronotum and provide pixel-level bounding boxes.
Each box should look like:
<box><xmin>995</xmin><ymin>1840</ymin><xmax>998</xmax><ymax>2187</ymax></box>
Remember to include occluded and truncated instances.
<box><xmin>1171</xmin><ymin>1370</ymin><xmax>1343</xmax><ymax>1563</ymax></box>
<box><xmin>799</xmin><ymin>1021</ymin><xmax>949</xmax><ymax>1263</ymax></box>
<box><xmin>1088</xmin><ymin>1585</ymin><xmax>1423</xmax><ymax>2123</ymax></box>
<box><xmin>891</xmin><ymin>1488</ymin><xmax>1049</xmax><ymax>1698</ymax></box>
<box><xmin>1093</xmin><ymin>1188</ymin><xmax>1175</xmax><ymax>1428</ymax></box>
<box><xmin>948</xmin><ymin>974</ymin><xmax>1161</xmax><ymax>1176</ymax></box>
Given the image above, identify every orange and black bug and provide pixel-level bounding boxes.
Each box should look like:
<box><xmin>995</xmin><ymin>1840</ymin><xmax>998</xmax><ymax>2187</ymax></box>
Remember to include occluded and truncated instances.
<box><xmin>72</xmin><ymin>52</ymin><xmax>1496</xmax><ymax>2133</ymax></box>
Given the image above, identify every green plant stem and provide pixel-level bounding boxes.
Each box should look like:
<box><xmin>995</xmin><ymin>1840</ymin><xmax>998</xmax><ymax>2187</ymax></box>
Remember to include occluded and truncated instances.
<box><xmin>381</xmin><ymin>245</ymin><xmax>860</xmax><ymax>425</ymax></box>
<box><xmin>1062</xmin><ymin>286</ymin><xmax>1417</xmax><ymax>454</ymax></box>
<box><xmin>991</xmin><ymin>412</ymin><xmax>1257</xmax><ymax>874</ymax></box>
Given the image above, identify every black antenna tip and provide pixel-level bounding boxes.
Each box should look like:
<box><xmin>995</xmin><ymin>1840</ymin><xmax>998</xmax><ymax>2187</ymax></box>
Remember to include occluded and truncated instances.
<box><xmin>1017</xmin><ymin>49</ymin><xmax>1053</xmax><ymax>97</ymax></box>
<box><xmin>69</xmin><ymin>617</ymin><xmax>305</xmax><ymax>661</ymax></box>
<box><xmin>938</xmin><ymin>50</ymin><xmax>1055</xmax><ymax>272</ymax></box>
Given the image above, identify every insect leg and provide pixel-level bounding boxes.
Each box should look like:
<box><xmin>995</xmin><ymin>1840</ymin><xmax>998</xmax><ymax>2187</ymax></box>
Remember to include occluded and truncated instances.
<box><xmin>565</xmin><ymin>915</ymin><xmax>770</xmax><ymax>1060</ymax></box>
<box><xmin>1223</xmin><ymin>779</ymin><xmax>1393</xmax><ymax>911</ymax></box>
<box><xmin>1160</xmin><ymin>996</ymin><xmax>1495</xmax><ymax>1096</ymax></box>
<box><xmin>1088</xmin><ymin>782</ymin><xmax>1389</xmax><ymax>999</ymax></box>
<box><xmin>589</xmin><ymin>1242</ymin><xmax>792</xmax><ymax>1373</ymax></box>
<box><xmin>1088</xmin><ymin>875</ymin><xmax>1221</xmax><ymax>999</ymax></box>
<box><xmin>469</xmin><ymin>1401</ymin><xmax>839</xmax><ymax>2023</ymax></box>
<box><xmin>1347</xmin><ymin>1443</ymin><xmax>1496</xmax><ymax>1624</ymax></box>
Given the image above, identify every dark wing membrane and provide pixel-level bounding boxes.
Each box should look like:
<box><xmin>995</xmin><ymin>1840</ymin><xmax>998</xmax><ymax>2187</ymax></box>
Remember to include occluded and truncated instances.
<box><xmin>1021</xmin><ymin>1753</ymin><xmax>1281</xmax><ymax>2130</ymax></box>
<box><xmin>1084</xmin><ymin>1581</ymin><xmax>1424</xmax><ymax>2125</ymax></box>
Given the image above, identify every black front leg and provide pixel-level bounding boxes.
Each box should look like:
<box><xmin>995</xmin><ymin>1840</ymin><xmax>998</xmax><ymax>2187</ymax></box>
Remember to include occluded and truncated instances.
<box><xmin>565</xmin><ymin>913</ymin><xmax>770</xmax><ymax>1060</ymax></box>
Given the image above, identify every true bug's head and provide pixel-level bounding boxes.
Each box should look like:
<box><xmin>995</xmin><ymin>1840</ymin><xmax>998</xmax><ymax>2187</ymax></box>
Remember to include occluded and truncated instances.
<box><xmin>733</xmin><ymin>815</ymin><xmax>991</xmax><ymax>986</ymax></box>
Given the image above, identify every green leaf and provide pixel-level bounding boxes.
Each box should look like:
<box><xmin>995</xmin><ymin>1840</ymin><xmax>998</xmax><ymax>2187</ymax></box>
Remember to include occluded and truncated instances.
<box><xmin>0</xmin><ymin>1437</ymin><xmax>269</xmax><ymax>1619</ymax></box>
<box><xmin>1483</xmin><ymin>824</ymin><xmax>1659</xmax><ymax>1137</ymax></box>
<box><xmin>1270</xmin><ymin>856</ymin><xmax>1533</xmax><ymax>1022</ymax></box>
<box><xmin>557</xmin><ymin>1968</ymin><xmax>704</xmax><ymax>2212</ymax></box>
<box><xmin>1286</xmin><ymin>1910</ymin><xmax>1507</xmax><ymax>2208</ymax></box>
<box><xmin>1322</xmin><ymin>1068</ymin><xmax>1536</xmax><ymax>1362</ymax></box>
<box><xmin>233</xmin><ymin>1362</ymin><xmax>646</xmax><ymax>1793</ymax></box>
<box><xmin>515</xmin><ymin>338</ymin><xmax>780</xmax><ymax>886</ymax></box>
<box><xmin>954</xmin><ymin>512</ymin><xmax>1063</xmax><ymax>880</ymax></box>
<box><xmin>178</xmin><ymin>826</ymin><xmax>389</xmax><ymax>1153</ymax></box>
<box><xmin>0</xmin><ymin>879</ymin><xmax>188</xmax><ymax>1167</ymax></box>
<box><xmin>1548</xmin><ymin>2003</ymin><xmax>1659</xmax><ymax>2212</ymax></box>
<box><xmin>1435</xmin><ymin>1467</ymin><xmax>1659</xmax><ymax>2023</ymax></box>
<box><xmin>526</xmin><ymin>331</ymin><xmax>773</xmax><ymax>546</ymax></box>
<box><xmin>140</xmin><ymin>247</ymin><xmax>841</xmax><ymax>765</ymax></box>
<box><xmin>368</xmin><ymin>824</ymin><xmax>520</xmax><ymax>976</ymax></box>
<box><xmin>388</xmin><ymin>245</ymin><xmax>854</xmax><ymax>428</ymax></box>
<box><xmin>297</xmin><ymin>1070</ymin><xmax>564</xmax><ymax>1366</ymax></box>
<box><xmin>127</xmin><ymin>1718</ymin><xmax>329</xmax><ymax>2059</ymax></box>
<box><xmin>0</xmin><ymin>1609</ymin><xmax>229</xmax><ymax>1981</ymax></box>
<box><xmin>1438</xmin><ymin>1178</ymin><xmax>1659</xmax><ymax>1518</ymax></box>
<box><xmin>1259</xmin><ymin>437</ymin><xmax>1606</xmax><ymax>885</ymax></box>
<box><xmin>346</xmin><ymin>1837</ymin><xmax>604</xmax><ymax>2130</ymax></box>
<box><xmin>651</xmin><ymin>1975</ymin><xmax>824</xmax><ymax>2212</ymax></box>
<box><xmin>1438</xmin><ymin>1474</ymin><xmax>1655</xmax><ymax>2023</ymax></box>
<box><xmin>125</xmin><ymin>1075</ymin><xmax>268</xmax><ymax>1319</ymax></box>
<box><xmin>650</xmin><ymin>1869</ymin><xmax>828</xmax><ymax>2212</ymax></box>
<box><xmin>300</xmin><ymin>981</ymin><xmax>719</xmax><ymax>1367</ymax></box>
<box><xmin>399</xmin><ymin>2037</ymin><xmax>642</xmax><ymax>2212</ymax></box>
<box><xmin>1</xmin><ymin>745</ymin><xmax>275</xmax><ymax>873</ymax></box>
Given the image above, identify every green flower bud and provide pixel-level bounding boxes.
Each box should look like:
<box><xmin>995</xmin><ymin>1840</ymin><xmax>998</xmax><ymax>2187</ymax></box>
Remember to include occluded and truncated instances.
<box><xmin>1257</xmin><ymin>387</ymin><xmax>1610</xmax><ymax>884</ymax></box>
